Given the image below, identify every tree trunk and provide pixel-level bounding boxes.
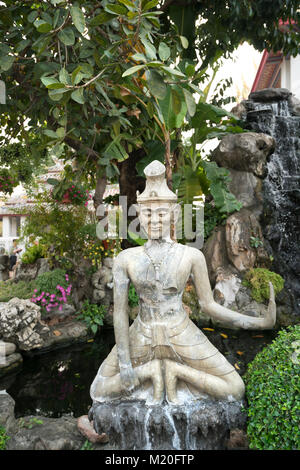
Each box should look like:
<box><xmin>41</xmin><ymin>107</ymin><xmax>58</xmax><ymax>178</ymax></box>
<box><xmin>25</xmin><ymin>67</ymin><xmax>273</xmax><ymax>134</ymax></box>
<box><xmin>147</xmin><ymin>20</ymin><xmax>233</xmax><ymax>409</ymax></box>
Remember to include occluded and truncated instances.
<box><xmin>118</xmin><ymin>149</ymin><xmax>146</xmax><ymax>248</ymax></box>
<box><xmin>93</xmin><ymin>172</ymin><xmax>107</xmax><ymax>217</ymax></box>
<box><xmin>165</xmin><ymin>133</ymin><xmax>173</xmax><ymax>190</ymax></box>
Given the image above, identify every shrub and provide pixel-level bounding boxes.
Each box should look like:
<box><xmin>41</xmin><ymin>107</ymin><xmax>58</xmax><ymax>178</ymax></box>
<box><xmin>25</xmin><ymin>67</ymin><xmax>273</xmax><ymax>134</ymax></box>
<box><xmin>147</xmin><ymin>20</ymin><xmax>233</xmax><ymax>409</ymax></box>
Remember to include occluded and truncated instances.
<box><xmin>21</xmin><ymin>244</ymin><xmax>45</xmax><ymax>264</ymax></box>
<box><xmin>0</xmin><ymin>426</ymin><xmax>10</xmax><ymax>450</ymax></box>
<box><xmin>244</xmin><ymin>325</ymin><xmax>300</xmax><ymax>450</ymax></box>
<box><xmin>76</xmin><ymin>301</ymin><xmax>106</xmax><ymax>334</ymax></box>
<box><xmin>31</xmin><ymin>269</ymin><xmax>72</xmax><ymax>315</ymax></box>
<box><xmin>0</xmin><ymin>279</ymin><xmax>37</xmax><ymax>302</ymax></box>
<box><xmin>242</xmin><ymin>268</ymin><xmax>284</xmax><ymax>303</ymax></box>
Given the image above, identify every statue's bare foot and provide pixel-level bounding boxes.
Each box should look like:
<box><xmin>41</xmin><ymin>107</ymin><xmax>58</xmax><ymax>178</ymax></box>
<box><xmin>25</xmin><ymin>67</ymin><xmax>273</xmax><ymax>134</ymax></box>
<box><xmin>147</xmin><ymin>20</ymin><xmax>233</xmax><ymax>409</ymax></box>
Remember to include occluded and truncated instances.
<box><xmin>164</xmin><ymin>359</ymin><xmax>180</xmax><ymax>404</ymax></box>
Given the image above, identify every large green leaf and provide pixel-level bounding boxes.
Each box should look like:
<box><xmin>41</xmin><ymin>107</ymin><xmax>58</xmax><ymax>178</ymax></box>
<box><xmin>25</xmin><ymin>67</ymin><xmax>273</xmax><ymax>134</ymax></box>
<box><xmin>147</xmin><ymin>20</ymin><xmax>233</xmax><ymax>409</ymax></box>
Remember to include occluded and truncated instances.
<box><xmin>71</xmin><ymin>88</ymin><xmax>85</xmax><ymax>104</ymax></box>
<box><xmin>182</xmin><ymin>88</ymin><xmax>196</xmax><ymax>117</ymax></box>
<box><xmin>0</xmin><ymin>55</ymin><xmax>14</xmax><ymax>71</ymax></box>
<box><xmin>58</xmin><ymin>27</ymin><xmax>75</xmax><ymax>46</ymax></box>
<box><xmin>158</xmin><ymin>42</ymin><xmax>170</xmax><ymax>61</ymax></box>
<box><xmin>70</xmin><ymin>6</ymin><xmax>86</xmax><ymax>34</ymax></box>
<box><xmin>158</xmin><ymin>86</ymin><xmax>187</xmax><ymax>130</ymax></box>
<box><xmin>122</xmin><ymin>65</ymin><xmax>145</xmax><ymax>77</ymax></box>
<box><xmin>146</xmin><ymin>70</ymin><xmax>166</xmax><ymax>99</ymax></box>
<box><xmin>34</xmin><ymin>19</ymin><xmax>52</xmax><ymax>33</ymax></box>
<box><xmin>89</xmin><ymin>12</ymin><xmax>115</xmax><ymax>26</ymax></box>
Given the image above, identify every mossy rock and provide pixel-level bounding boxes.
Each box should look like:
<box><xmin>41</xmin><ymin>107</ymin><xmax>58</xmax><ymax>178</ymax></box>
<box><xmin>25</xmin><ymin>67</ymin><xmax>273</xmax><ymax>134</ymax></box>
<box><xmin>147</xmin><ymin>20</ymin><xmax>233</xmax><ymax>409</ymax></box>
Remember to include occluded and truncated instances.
<box><xmin>242</xmin><ymin>268</ymin><xmax>284</xmax><ymax>303</ymax></box>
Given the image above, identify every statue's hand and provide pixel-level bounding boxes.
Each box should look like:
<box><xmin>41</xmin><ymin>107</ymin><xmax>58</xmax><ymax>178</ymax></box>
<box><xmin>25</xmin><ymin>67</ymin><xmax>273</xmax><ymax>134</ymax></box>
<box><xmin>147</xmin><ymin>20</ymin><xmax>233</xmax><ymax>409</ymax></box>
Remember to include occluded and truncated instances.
<box><xmin>263</xmin><ymin>282</ymin><xmax>276</xmax><ymax>329</ymax></box>
<box><xmin>119</xmin><ymin>363</ymin><xmax>140</xmax><ymax>393</ymax></box>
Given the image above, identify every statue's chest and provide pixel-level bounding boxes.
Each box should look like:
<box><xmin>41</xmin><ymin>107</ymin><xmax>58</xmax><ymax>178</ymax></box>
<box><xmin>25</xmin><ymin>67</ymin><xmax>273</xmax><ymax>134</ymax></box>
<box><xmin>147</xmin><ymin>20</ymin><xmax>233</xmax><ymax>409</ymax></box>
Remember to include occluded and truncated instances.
<box><xmin>128</xmin><ymin>244</ymin><xmax>191</xmax><ymax>295</ymax></box>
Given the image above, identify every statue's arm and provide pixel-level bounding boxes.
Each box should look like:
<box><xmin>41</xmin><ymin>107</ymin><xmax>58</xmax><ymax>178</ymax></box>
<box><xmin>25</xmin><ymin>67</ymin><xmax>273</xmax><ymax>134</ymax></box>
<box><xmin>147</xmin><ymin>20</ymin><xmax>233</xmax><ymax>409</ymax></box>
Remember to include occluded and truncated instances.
<box><xmin>191</xmin><ymin>249</ymin><xmax>276</xmax><ymax>330</ymax></box>
<box><xmin>112</xmin><ymin>254</ymin><xmax>139</xmax><ymax>391</ymax></box>
<box><xmin>113</xmin><ymin>255</ymin><xmax>131</xmax><ymax>366</ymax></box>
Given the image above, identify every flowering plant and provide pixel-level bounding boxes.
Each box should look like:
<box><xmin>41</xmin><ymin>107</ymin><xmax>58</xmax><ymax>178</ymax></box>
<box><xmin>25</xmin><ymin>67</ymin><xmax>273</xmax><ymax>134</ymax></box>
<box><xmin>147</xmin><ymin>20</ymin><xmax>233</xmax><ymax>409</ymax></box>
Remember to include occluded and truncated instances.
<box><xmin>31</xmin><ymin>269</ymin><xmax>72</xmax><ymax>315</ymax></box>
<box><xmin>61</xmin><ymin>184</ymin><xmax>92</xmax><ymax>207</ymax></box>
<box><xmin>83</xmin><ymin>238</ymin><xmax>122</xmax><ymax>268</ymax></box>
<box><xmin>0</xmin><ymin>169</ymin><xmax>17</xmax><ymax>194</ymax></box>
<box><xmin>48</xmin><ymin>178</ymin><xmax>92</xmax><ymax>207</ymax></box>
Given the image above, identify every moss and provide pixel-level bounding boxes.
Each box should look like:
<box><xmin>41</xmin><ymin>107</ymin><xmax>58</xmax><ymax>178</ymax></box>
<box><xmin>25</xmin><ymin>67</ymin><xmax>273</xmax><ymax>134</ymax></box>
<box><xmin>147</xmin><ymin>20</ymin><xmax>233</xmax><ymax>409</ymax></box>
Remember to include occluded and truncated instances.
<box><xmin>242</xmin><ymin>268</ymin><xmax>284</xmax><ymax>303</ymax></box>
<box><xmin>244</xmin><ymin>325</ymin><xmax>300</xmax><ymax>450</ymax></box>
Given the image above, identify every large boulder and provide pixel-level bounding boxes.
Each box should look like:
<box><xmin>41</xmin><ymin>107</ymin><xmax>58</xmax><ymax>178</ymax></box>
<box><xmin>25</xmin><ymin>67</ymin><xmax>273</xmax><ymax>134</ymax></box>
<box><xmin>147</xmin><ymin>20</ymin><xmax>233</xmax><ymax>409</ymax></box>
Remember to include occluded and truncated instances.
<box><xmin>203</xmin><ymin>209</ymin><xmax>270</xmax><ymax>285</ymax></box>
<box><xmin>211</xmin><ymin>132</ymin><xmax>275</xmax><ymax>177</ymax></box>
<box><xmin>248</xmin><ymin>87</ymin><xmax>291</xmax><ymax>102</ymax></box>
<box><xmin>0</xmin><ymin>298</ymin><xmax>50</xmax><ymax>351</ymax></box>
<box><xmin>14</xmin><ymin>258</ymin><xmax>50</xmax><ymax>282</ymax></box>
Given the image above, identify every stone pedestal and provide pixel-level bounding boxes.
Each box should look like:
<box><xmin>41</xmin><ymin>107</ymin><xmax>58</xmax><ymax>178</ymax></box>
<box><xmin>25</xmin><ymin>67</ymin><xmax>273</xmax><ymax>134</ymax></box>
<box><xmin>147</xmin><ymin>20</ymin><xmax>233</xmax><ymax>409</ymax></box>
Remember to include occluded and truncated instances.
<box><xmin>89</xmin><ymin>398</ymin><xmax>247</xmax><ymax>450</ymax></box>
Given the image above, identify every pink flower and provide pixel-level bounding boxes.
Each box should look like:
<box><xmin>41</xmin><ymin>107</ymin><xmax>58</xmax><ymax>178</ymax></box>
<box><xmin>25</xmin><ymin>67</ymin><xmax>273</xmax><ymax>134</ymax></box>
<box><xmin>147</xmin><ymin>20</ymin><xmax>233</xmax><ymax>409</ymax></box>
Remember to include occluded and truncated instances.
<box><xmin>58</xmin><ymin>305</ymin><xmax>63</xmax><ymax>311</ymax></box>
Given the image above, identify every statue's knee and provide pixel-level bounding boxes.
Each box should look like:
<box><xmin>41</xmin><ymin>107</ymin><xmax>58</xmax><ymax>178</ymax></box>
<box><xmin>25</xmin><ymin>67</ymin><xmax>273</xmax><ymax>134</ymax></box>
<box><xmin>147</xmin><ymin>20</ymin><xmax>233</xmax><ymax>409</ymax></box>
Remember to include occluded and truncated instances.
<box><xmin>227</xmin><ymin>371</ymin><xmax>245</xmax><ymax>399</ymax></box>
<box><xmin>222</xmin><ymin>371</ymin><xmax>245</xmax><ymax>399</ymax></box>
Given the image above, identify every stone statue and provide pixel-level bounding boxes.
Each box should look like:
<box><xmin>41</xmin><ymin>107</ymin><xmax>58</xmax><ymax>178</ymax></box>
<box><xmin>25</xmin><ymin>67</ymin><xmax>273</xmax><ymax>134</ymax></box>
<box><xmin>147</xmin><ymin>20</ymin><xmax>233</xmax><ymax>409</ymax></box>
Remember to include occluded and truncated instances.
<box><xmin>90</xmin><ymin>160</ymin><xmax>276</xmax><ymax>406</ymax></box>
<box><xmin>0</xmin><ymin>247</ymin><xmax>10</xmax><ymax>282</ymax></box>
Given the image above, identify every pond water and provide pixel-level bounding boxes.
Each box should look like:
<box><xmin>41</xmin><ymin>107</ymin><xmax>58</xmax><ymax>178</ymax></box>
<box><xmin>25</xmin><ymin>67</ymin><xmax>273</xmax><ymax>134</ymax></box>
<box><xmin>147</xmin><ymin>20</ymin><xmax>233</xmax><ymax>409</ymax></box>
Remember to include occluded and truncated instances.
<box><xmin>0</xmin><ymin>326</ymin><xmax>277</xmax><ymax>418</ymax></box>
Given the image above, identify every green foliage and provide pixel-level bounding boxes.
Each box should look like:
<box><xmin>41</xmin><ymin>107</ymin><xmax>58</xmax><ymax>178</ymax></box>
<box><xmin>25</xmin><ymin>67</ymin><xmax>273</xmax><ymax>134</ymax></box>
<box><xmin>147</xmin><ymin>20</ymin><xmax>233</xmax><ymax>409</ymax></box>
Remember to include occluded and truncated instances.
<box><xmin>201</xmin><ymin>161</ymin><xmax>243</xmax><ymax>214</ymax></box>
<box><xmin>48</xmin><ymin>177</ymin><xmax>92</xmax><ymax>206</ymax></box>
<box><xmin>80</xmin><ymin>439</ymin><xmax>94</xmax><ymax>450</ymax></box>
<box><xmin>0</xmin><ymin>168</ymin><xmax>17</xmax><ymax>194</ymax></box>
<box><xmin>128</xmin><ymin>283</ymin><xmax>139</xmax><ymax>308</ymax></box>
<box><xmin>243</xmin><ymin>268</ymin><xmax>284</xmax><ymax>303</ymax></box>
<box><xmin>204</xmin><ymin>202</ymin><xmax>227</xmax><ymax>240</ymax></box>
<box><xmin>21</xmin><ymin>243</ymin><xmax>45</xmax><ymax>264</ymax></box>
<box><xmin>249</xmin><ymin>236</ymin><xmax>264</xmax><ymax>249</ymax></box>
<box><xmin>20</xmin><ymin>193</ymin><xmax>91</xmax><ymax>263</ymax></box>
<box><xmin>76</xmin><ymin>301</ymin><xmax>106</xmax><ymax>334</ymax></box>
<box><xmin>18</xmin><ymin>417</ymin><xmax>44</xmax><ymax>430</ymax></box>
<box><xmin>0</xmin><ymin>426</ymin><xmax>10</xmax><ymax>450</ymax></box>
<box><xmin>0</xmin><ymin>141</ymin><xmax>49</xmax><ymax>191</ymax></box>
<box><xmin>35</xmin><ymin>268</ymin><xmax>68</xmax><ymax>295</ymax></box>
<box><xmin>244</xmin><ymin>325</ymin><xmax>300</xmax><ymax>450</ymax></box>
<box><xmin>0</xmin><ymin>279</ymin><xmax>37</xmax><ymax>302</ymax></box>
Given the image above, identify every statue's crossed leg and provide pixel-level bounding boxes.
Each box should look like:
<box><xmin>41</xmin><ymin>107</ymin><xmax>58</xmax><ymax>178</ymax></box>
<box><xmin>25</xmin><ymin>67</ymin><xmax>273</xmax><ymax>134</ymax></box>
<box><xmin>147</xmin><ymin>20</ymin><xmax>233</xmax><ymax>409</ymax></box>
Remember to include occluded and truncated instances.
<box><xmin>91</xmin><ymin>357</ymin><xmax>245</xmax><ymax>404</ymax></box>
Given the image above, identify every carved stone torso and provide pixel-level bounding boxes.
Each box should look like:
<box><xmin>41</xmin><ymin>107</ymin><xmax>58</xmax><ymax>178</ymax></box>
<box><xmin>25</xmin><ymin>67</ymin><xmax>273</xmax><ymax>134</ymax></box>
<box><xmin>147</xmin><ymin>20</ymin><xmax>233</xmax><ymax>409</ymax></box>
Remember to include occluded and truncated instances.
<box><xmin>125</xmin><ymin>242</ymin><xmax>190</xmax><ymax>325</ymax></box>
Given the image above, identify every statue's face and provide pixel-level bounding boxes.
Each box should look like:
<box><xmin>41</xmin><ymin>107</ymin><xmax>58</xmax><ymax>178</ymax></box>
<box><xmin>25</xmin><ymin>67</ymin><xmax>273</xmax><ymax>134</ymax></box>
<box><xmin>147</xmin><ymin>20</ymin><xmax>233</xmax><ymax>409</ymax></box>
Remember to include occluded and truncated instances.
<box><xmin>138</xmin><ymin>202</ymin><xmax>179</xmax><ymax>239</ymax></box>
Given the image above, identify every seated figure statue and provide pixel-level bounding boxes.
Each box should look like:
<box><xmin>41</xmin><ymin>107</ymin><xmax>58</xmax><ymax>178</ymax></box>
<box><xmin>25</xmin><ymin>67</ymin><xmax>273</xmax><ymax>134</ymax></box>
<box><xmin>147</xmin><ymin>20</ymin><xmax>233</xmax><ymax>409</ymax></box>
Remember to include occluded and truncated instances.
<box><xmin>90</xmin><ymin>160</ymin><xmax>276</xmax><ymax>405</ymax></box>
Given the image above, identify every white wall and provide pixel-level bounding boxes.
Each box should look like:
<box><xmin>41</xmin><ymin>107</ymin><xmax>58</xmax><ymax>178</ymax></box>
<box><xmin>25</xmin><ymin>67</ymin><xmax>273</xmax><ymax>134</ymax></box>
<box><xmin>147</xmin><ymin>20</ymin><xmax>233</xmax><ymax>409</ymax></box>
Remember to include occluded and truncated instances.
<box><xmin>281</xmin><ymin>57</ymin><xmax>291</xmax><ymax>91</ymax></box>
<box><xmin>290</xmin><ymin>55</ymin><xmax>300</xmax><ymax>98</ymax></box>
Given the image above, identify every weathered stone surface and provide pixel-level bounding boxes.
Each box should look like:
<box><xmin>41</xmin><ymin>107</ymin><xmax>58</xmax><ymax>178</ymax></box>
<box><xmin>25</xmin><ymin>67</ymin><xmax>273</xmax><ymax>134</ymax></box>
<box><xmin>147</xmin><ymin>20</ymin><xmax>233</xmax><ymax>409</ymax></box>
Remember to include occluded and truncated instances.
<box><xmin>0</xmin><ymin>391</ymin><xmax>18</xmax><ymax>434</ymax></box>
<box><xmin>227</xmin><ymin>168</ymin><xmax>263</xmax><ymax>213</ymax></box>
<box><xmin>6</xmin><ymin>415</ymin><xmax>85</xmax><ymax>450</ymax></box>
<box><xmin>77</xmin><ymin>415</ymin><xmax>109</xmax><ymax>444</ymax></box>
<box><xmin>226</xmin><ymin>428</ymin><xmax>249</xmax><ymax>450</ymax></box>
<box><xmin>288</xmin><ymin>94</ymin><xmax>300</xmax><ymax>116</ymax></box>
<box><xmin>0</xmin><ymin>353</ymin><xmax>23</xmax><ymax>378</ymax></box>
<box><xmin>249</xmin><ymin>87</ymin><xmax>291</xmax><ymax>102</ymax></box>
<box><xmin>0</xmin><ymin>342</ymin><xmax>16</xmax><ymax>356</ymax></box>
<box><xmin>14</xmin><ymin>258</ymin><xmax>51</xmax><ymax>282</ymax></box>
<box><xmin>213</xmin><ymin>274</ymin><xmax>241</xmax><ymax>308</ymax></box>
<box><xmin>30</xmin><ymin>320</ymin><xmax>90</xmax><ymax>354</ymax></box>
<box><xmin>203</xmin><ymin>226</ymin><xmax>231</xmax><ymax>285</ymax></box>
<box><xmin>90</xmin><ymin>399</ymin><xmax>247</xmax><ymax>450</ymax></box>
<box><xmin>225</xmin><ymin>208</ymin><xmax>270</xmax><ymax>273</ymax></box>
<box><xmin>0</xmin><ymin>298</ymin><xmax>50</xmax><ymax>351</ymax></box>
<box><xmin>47</xmin><ymin>303</ymin><xmax>76</xmax><ymax>319</ymax></box>
<box><xmin>211</xmin><ymin>132</ymin><xmax>275</xmax><ymax>177</ymax></box>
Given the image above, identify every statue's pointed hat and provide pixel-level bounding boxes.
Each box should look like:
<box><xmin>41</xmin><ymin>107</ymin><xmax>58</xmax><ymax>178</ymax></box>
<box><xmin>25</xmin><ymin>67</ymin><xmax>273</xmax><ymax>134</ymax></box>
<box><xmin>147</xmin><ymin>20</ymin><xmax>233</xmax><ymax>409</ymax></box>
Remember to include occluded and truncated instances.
<box><xmin>136</xmin><ymin>160</ymin><xmax>177</xmax><ymax>203</ymax></box>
